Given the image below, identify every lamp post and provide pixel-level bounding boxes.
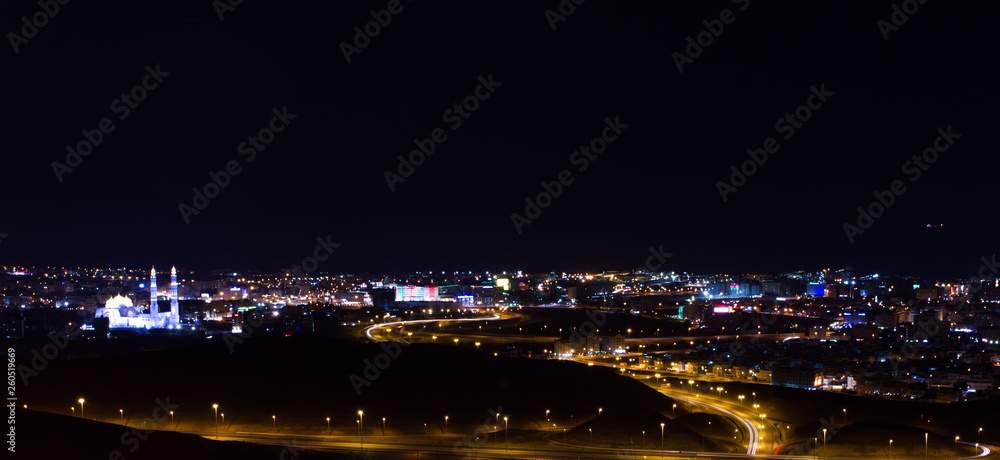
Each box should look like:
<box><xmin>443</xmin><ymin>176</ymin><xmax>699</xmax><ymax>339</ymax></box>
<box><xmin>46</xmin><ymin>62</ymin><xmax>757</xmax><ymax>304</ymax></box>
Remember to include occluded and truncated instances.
<box><xmin>823</xmin><ymin>428</ymin><xmax>827</xmax><ymax>459</ymax></box>
<box><xmin>979</xmin><ymin>428</ymin><xmax>983</xmax><ymax>445</ymax></box>
<box><xmin>955</xmin><ymin>436</ymin><xmax>960</xmax><ymax>458</ymax></box>
<box><xmin>661</xmin><ymin>423</ymin><xmax>665</xmax><ymax>459</ymax></box>
<box><xmin>221</xmin><ymin>413</ymin><xmax>224</xmax><ymax>432</ymax></box>
<box><xmin>170</xmin><ymin>411</ymin><xmax>173</xmax><ymax>424</ymax></box>
<box><xmin>445</xmin><ymin>415</ymin><xmax>449</xmax><ymax>432</ymax></box>
<box><xmin>120</xmin><ymin>409</ymin><xmax>124</xmax><ymax>425</ymax></box>
<box><xmin>78</xmin><ymin>399</ymin><xmax>85</xmax><ymax>419</ymax></box>
<box><xmin>842</xmin><ymin>408</ymin><xmax>847</xmax><ymax>425</ymax></box>
<box><xmin>504</xmin><ymin>416</ymin><xmax>508</xmax><ymax>452</ymax></box>
<box><xmin>738</xmin><ymin>395</ymin><xmax>745</xmax><ymax>406</ymax></box>
<box><xmin>598</xmin><ymin>407</ymin><xmax>603</xmax><ymax>417</ymax></box>
<box><xmin>589</xmin><ymin>428</ymin><xmax>592</xmax><ymax>444</ymax></box>
<box><xmin>924</xmin><ymin>433</ymin><xmax>928</xmax><ymax>460</ymax></box>
<box><xmin>358</xmin><ymin>410</ymin><xmax>364</xmax><ymax>450</ymax></box>
<box><xmin>642</xmin><ymin>430</ymin><xmax>645</xmax><ymax>448</ymax></box>
<box><xmin>71</xmin><ymin>407</ymin><xmax>74</xmax><ymax>416</ymax></box>
<box><xmin>672</xmin><ymin>404</ymin><xmax>677</xmax><ymax>417</ymax></box>
<box><xmin>213</xmin><ymin>404</ymin><xmax>219</xmax><ymax>439</ymax></box>
<box><xmin>889</xmin><ymin>439</ymin><xmax>893</xmax><ymax>460</ymax></box>
<box><xmin>326</xmin><ymin>417</ymin><xmax>330</xmax><ymax>435</ymax></box>
<box><xmin>382</xmin><ymin>417</ymin><xmax>386</xmax><ymax>437</ymax></box>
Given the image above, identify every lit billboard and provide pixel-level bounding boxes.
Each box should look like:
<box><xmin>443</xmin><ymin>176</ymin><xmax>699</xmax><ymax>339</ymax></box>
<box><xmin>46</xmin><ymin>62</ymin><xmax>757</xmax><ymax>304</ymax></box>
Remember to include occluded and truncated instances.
<box><xmin>395</xmin><ymin>285</ymin><xmax>440</xmax><ymax>302</ymax></box>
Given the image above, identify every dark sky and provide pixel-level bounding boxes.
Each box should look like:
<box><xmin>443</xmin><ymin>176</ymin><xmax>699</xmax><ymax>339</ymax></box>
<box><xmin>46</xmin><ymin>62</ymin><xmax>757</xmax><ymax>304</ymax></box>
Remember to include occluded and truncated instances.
<box><xmin>1</xmin><ymin>0</ymin><xmax>998</xmax><ymax>278</ymax></box>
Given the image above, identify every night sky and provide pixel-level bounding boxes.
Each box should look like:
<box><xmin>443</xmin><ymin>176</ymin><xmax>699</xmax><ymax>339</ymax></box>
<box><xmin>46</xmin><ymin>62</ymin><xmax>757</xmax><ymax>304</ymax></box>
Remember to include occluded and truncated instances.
<box><xmin>1</xmin><ymin>0</ymin><xmax>998</xmax><ymax>278</ymax></box>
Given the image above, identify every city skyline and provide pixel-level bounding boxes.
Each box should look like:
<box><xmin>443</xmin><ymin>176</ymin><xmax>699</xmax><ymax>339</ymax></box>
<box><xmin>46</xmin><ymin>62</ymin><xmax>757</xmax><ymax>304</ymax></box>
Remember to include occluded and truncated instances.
<box><xmin>4</xmin><ymin>1</ymin><xmax>1000</xmax><ymax>458</ymax></box>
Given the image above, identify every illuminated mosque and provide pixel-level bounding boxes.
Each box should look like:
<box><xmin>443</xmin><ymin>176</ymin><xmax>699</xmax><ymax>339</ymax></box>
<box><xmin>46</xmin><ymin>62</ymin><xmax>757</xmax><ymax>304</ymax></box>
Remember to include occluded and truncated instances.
<box><xmin>95</xmin><ymin>266</ymin><xmax>181</xmax><ymax>329</ymax></box>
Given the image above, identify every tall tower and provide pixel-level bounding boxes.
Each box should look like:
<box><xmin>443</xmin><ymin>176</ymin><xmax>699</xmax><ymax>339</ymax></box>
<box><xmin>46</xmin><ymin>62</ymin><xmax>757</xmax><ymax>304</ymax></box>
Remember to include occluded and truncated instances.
<box><xmin>149</xmin><ymin>266</ymin><xmax>159</xmax><ymax>326</ymax></box>
<box><xmin>170</xmin><ymin>266</ymin><xmax>180</xmax><ymax>327</ymax></box>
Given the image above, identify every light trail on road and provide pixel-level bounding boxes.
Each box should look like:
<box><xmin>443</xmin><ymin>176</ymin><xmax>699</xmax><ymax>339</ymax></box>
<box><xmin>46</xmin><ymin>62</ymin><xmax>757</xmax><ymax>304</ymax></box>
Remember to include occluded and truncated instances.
<box><xmin>364</xmin><ymin>314</ymin><xmax>502</xmax><ymax>342</ymax></box>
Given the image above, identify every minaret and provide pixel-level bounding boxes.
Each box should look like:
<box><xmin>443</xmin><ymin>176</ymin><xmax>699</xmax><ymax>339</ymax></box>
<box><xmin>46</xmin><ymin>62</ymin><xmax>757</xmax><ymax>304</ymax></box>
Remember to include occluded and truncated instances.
<box><xmin>150</xmin><ymin>266</ymin><xmax>159</xmax><ymax>326</ymax></box>
<box><xmin>170</xmin><ymin>265</ymin><xmax>180</xmax><ymax>327</ymax></box>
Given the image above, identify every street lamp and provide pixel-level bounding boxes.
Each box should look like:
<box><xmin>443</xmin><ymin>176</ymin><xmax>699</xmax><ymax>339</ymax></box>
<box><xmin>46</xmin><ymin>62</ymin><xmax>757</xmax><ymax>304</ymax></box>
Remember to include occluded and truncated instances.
<box><xmin>589</xmin><ymin>428</ymin><xmax>592</xmax><ymax>443</ymax></box>
<box><xmin>672</xmin><ymin>404</ymin><xmax>677</xmax><ymax>417</ymax></box>
<box><xmin>382</xmin><ymin>417</ymin><xmax>386</xmax><ymax>436</ymax></box>
<box><xmin>661</xmin><ymin>423</ymin><xmax>665</xmax><ymax>459</ymax></box>
<box><xmin>326</xmin><ymin>417</ymin><xmax>330</xmax><ymax>434</ymax></box>
<box><xmin>358</xmin><ymin>410</ymin><xmax>364</xmax><ymax>450</ymax></box>
<box><xmin>272</xmin><ymin>415</ymin><xmax>276</xmax><ymax>431</ymax></box>
<box><xmin>71</xmin><ymin>407</ymin><xmax>74</xmax><ymax>416</ymax></box>
<box><xmin>598</xmin><ymin>407</ymin><xmax>603</xmax><ymax>417</ymax></box>
<box><xmin>843</xmin><ymin>408</ymin><xmax>847</xmax><ymax>425</ymax></box>
<box><xmin>221</xmin><ymin>413</ymin><xmax>224</xmax><ymax>431</ymax></box>
<box><xmin>738</xmin><ymin>395</ymin><xmax>745</xmax><ymax>405</ymax></box>
<box><xmin>889</xmin><ymin>439</ymin><xmax>893</xmax><ymax>459</ymax></box>
<box><xmin>823</xmin><ymin>428</ymin><xmax>827</xmax><ymax>458</ymax></box>
<box><xmin>955</xmin><ymin>436</ymin><xmax>960</xmax><ymax>458</ymax></box>
<box><xmin>120</xmin><ymin>409</ymin><xmax>124</xmax><ymax>425</ymax></box>
<box><xmin>212</xmin><ymin>404</ymin><xmax>219</xmax><ymax>438</ymax></box>
<box><xmin>78</xmin><ymin>399</ymin><xmax>85</xmax><ymax>418</ymax></box>
<box><xmin>979</xmin><ymin>428</ymin><xmax>983</xmax><ymax>444</ymax></box>
<box><xmin>925</xmin><ymin>433</ymin><xmax>928</xmax><ymax>460</ymax></box>
<box><xmin>170</xmin><ymin>411</ymin><xmax>173</xmax><ymax>424</ymax></box>
<box><xmin>545</xmin><ymin>409</ymin><xmax>550</xmax><ymax>421</ymax></box>
<box><xmin>445</xmin><ymin>415</ymin><xmax>449</xmax><ymax>431</ymax></box>
<box><xmin>504</xmin><ymin>416</ymin><xmax>508</xmax><ymax>452</ymax></box>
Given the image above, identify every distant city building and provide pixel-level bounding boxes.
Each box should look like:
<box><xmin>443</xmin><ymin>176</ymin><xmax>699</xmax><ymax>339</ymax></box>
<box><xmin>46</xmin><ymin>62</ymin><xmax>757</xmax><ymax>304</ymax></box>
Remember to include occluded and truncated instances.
<box><xmin>602</xmin><ymin>334</ymin><xmax>626</xmax><ymax>354</ymax></box>
<box><xmin>771</xmin><ymin>365</ymin><xmax>821</xmax><ymax>389</ymax></box>
<box><xmin>93</xmin><ymin>266</ymin><xmax>181</xmax><ymax>329</ymax></box>
<box><xmin>395</xmin><ymin>285</ymin><xmax>439</xmax><ymax>302</ymax></box>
